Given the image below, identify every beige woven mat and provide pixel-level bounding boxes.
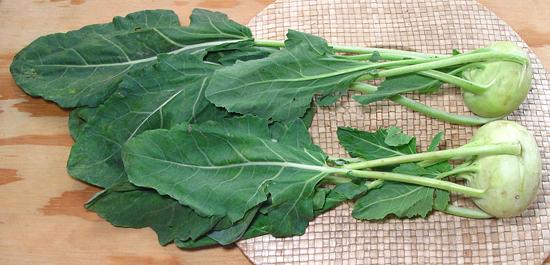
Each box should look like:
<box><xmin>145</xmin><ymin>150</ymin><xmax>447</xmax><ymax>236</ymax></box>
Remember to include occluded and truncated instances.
<box><xmin>237</xmin><ymin>0</ymin><xmax>550</xmax><ymax>264</ymax></box>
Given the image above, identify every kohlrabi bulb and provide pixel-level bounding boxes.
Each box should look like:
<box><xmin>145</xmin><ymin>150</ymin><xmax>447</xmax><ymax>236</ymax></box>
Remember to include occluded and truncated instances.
<box><xmin>462</xmin><ymin>42</ymin><xmax>532</xmax><ymax>118</ymax></box>
<box><xmin>467</xmin><ymin>120</ymin><xmax>541</xmax><ymax>217</ymax></box>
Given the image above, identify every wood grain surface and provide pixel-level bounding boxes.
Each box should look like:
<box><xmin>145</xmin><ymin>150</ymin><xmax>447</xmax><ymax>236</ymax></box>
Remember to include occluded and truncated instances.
<box><xmin>0</xmin><ymin>1</ymin><xmax>548</xmax><ymax>264</ymax></box>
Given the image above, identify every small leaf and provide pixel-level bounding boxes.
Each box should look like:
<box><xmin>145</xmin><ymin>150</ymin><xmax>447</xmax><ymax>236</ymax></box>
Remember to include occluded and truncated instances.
<box><xmin>369</xmin><ymin>51</ymin><xmax>381</xmax><ymax>62</ymax></box>
<box><xmin>204</xmin><ymin>46</ymin><xmax>278</xmax><ymax>66</ymax></box>
<box><xmin>312</xmin><ymin>188</ymin><xmax>329</xmax><ymax>210</ymax></box>
<box><xmin>433</xmin><ymin>189</ymin><xmax>450</xmax><ymax>211</ymax></box>
<box><xmin>337</xmin><ymin>127</ymin><xmax>416</xmax><ymax>160</ymax></box>
<box><xmin>352</xmin><ymin>181</ymin><xmax>434</xmax><ymax>220</ymax></box>
<box><xmin>384</xmin><ymin>126</ymin><xmax>413</xmax><ymax>147</ymax></box>
<box><xmin>207</xmin><ymin>207</ymin><xmax>259</xmax><ymax>245</ymax></box>
<box><xmin>332</xmin><ymin>182</ymin><xmax>369</xmax><ymax>200</ymax></box>
<box><xmin>353</xmin><ymin>162</ymin><xmax>452</xmax><ymax>220</ymax></box>
<box><xmin>317</xmin><ymin>93</ymin><xmax>342</xmax><ymax>106</ymax></box>
<box><xmin>300</xmin><ymin>102</ymin><xmax>317</xmax><ymax>128</ymax></box>
<box><xmin>428</xmin><ymin>131</ymin><xmax>445</xmax><ymax>151</ymax></box>
<box><xmin>353</xmin><ymin>74</ymin><xmax>442</xmax><ymax>105</ymax></box>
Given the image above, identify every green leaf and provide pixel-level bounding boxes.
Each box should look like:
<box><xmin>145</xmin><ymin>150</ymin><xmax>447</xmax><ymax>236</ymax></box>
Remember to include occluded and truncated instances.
<box><xmin>331</xmin><ymin>182</ymin><xmax>369</xmax><ymax>200</ymax></box>
<box><xmin>317</xmin><ymin>92</ymin><xmax>345</xmax><ymax>107</ymax></box>
<box><xmin>369</xmin><ymin>51</ymin><xmax>381</xmax><ymax>62</ymax></box>
<box><xmin>207</xmin><ymin>207</ymin><xmax>260</xmax><ymax>245</ymax></box>
<box><xmin>428</xmin><ymin>131</ymin><xmax>444</xmax><ymax>151</ymax></box>
<box><xmin>177</xmin><ymin>209</ymin><xmax>272</xmax><ymax>249</ymax></box>
<box><xmin>337</xmin><ymin>127</ymin><xmax>416</xmax><ymax>160</ymax></box>
<box><xmin>353</xmin><ymin>74</ymin><xmax>442</xmax><ymax>105</ymax></box>
<box><xmin>205</xmin><ymin>30</ymin><xmax>368</xmax><ymax>121</ymax></box>
<box><xmin>384</xmin><ymin>126</ymin><xmax>413</xmax><ymax>147</ymax></box>
<box><xmin>353</xmin><ymin>182</ymin><xmax>434</xmax><ymax>220</ymax></box>
<box><xmin>122</xmin><ymin>116</ymin><xmax>329</xmax><ymax>223</ymax></box>
<box><xmin>68</xmin><ymin>107</ymin><xmax>98</xmax><ymax>140</ymax></box>
<box><xmin>10</xmin><ymin>9</ymin><xmax>252</xmax><ymax>108</ymax></box>
<box><xmin>270</xmin><ymin>119</ymin><xmax>320</xmax><ymax>152</ymax></box>
<box><xmin>300</xmin><ymin>103</ymin><xmax>317</xmax><ymax>128</ymax></box>
<box><xmin>352</xmin><ymin>163</ymin><xmax>451</xmax><ymax>220</ymax></box>
<box><xmin>86</xmin><ymin>180</ymin><xmax>220</xmax><ymax>245</ymax></box>
<box><xmin>88</xmin><ymin>116</ymin><xmax>275</xmax><ymax>246</ymax></box>
<box><xmin>68</xmin><ymin>53</ymin><xmax>220</xmax><ymax>188</ymax></box>
<box><xmin>312</xmin><ymin>188</ymin><xmax>329</xmax><ymax>210</ymax></box>
<box><xmin>179</xmin><ymin>180</ymin><xmax>362</xmax><ymax>249</ymax></box>
<box><xmin>433</xmin><ymin>189</ymin><xmax>450</xmax><ymax>211</ymax></box>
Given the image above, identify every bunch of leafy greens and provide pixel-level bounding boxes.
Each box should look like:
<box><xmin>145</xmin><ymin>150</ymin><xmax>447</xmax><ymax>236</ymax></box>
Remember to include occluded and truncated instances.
<box><xmin>11</xmin><ymin>8</ymin><xmax>503</xmax><ymax>249</ymax></box>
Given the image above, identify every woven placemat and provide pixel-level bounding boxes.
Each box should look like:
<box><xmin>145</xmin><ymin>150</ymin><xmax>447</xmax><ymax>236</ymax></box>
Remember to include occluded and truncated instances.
<box><xmin>237</xmin><ymin>0</ymin><xmax>550</xmax><ymax>264</ymax></box>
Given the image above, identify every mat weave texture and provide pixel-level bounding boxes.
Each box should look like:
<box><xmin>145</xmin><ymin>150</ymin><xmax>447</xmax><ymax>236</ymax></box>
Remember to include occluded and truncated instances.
<box><xmin>237</xmin><ymin>0</ymin><xmax>550</xmax><ymax>264</ymax></box>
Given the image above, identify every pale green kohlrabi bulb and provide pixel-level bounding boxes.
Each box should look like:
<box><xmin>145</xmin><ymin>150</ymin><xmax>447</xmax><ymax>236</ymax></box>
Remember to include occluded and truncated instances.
<box><xmin>467</xmin><ymin>120</ymin><xmax>541</xmax><ymax>217</ymax></box>
<box><xmin>462</xmin><ymin>42</ymin><xmax>532</xmax><ymax>118</ymax></box>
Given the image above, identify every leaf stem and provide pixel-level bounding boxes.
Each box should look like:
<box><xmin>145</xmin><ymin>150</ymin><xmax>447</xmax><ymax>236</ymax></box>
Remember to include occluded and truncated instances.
<box><xmin>441</xmin><ymin>204</ymin><xmax>493</xmax><ymax>219</ymax></box>
<box><xmin>334</xmin><ymin>169</ymin><xmax>485</xmax><ymax>197</ymax></box>
<box><xmin>342</xmin><ymin>142</ymin><xmax>521</xmax><ymax>170</ymax></box>
<box><xmin>418</xmin><ymin>70</ymin><xmax>487</xmax><ymax>94</ymax></box>
<box><xmin>253</xmin><ymin>39</ymin><xmax>444</xmax><ymax>58</ymax></box>
<box><xmin>356</xmin><ymin>51</ymin><xmax>526</xmax><ymax>81</ymax></box>
<box><xmin>389</xmin><ymin>95</ymin><xmax>502</xmax><ymax>125</ymax></box>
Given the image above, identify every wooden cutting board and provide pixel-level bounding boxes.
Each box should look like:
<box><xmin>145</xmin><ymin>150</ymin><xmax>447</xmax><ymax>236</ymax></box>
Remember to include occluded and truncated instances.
<box><xmin>1</xmin><ymin>1</ymin><xmax>549</xmax><ymax>264</ymax></box>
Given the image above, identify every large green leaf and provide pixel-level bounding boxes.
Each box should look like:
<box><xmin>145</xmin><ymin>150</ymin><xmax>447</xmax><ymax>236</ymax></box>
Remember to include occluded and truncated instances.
<box><xmin>337</xmin><ymin>126</ymin><xmax>417</xmax><ymax>160</ymax></box>
<box><xmin>205</xmin><ymin>30</ymin><xmax>368</xmax><ymax>121</ymax></box>
<box><xmin>122</xmin><ymin>117</ymin><xmax>330</xmax><ymax>223</ymax></box>
<box><xmin>67</xmin><ymin>53</ymin><xmax>219</xmax><ymax>188</ymax></box>
<box><xmin>87</xmin><ymin>116</ymin><xmax>274</xmax><ymax>244</ymax></box>
<box><xmin>10</xmin><ymin>9</ymin><xmax>252</xmax><ymax>108</ymax></box>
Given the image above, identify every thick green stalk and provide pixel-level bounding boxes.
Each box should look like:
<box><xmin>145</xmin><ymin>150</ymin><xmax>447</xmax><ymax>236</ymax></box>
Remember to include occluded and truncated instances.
<box><xmin>348</xmin><ymin>62</ymin><xmax>487</xmax><ymax>95</ymax></box>
<box><xmin>390</xmin><ymin>95</ymin><xmax>501</xmax><ymax>125</ymax></box>
<box><xmin>418</xmin><ymin>70</ymin><xmax>487</xmax><ymax>94</ymax></box>
<box><xmin>342</xmin><ymin>142</ymin><xmax>521</xmax><ymax>170</ymax></box>
<box><xmin>356</xmin><ymin>51</ymin><xmax>526</xmax><ymax>81</ymax></box>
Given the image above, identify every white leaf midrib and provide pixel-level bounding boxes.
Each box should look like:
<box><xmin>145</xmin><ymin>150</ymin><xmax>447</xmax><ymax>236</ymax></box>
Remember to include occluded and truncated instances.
<box><xmin>33</xmin><ymin>39</ymin><xmax>244</xmax><ymax>69</ymax></box>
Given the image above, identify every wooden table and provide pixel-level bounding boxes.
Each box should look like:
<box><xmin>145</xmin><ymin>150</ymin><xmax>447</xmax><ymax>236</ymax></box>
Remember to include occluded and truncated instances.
<box><xmin>1</xmin><ymin>1</ymin><xmax>549</xmax><ymax>264</ymax></box>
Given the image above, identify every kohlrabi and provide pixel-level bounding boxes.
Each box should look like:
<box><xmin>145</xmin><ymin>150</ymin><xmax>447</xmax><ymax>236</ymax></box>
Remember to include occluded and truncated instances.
<box><xmin>461</xmin><ymin>42</ymin><xmax>533</xmax><ymax>118</ymax></box>
<box><xmin>336</xmin><ymin>120</ymin><xmax>541</xmax><ymax>218</ymax></box>
<box><xmin>206</xmin><ymin>31</ymin><xmax>533</xmax><ymax>125</ymax></box>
